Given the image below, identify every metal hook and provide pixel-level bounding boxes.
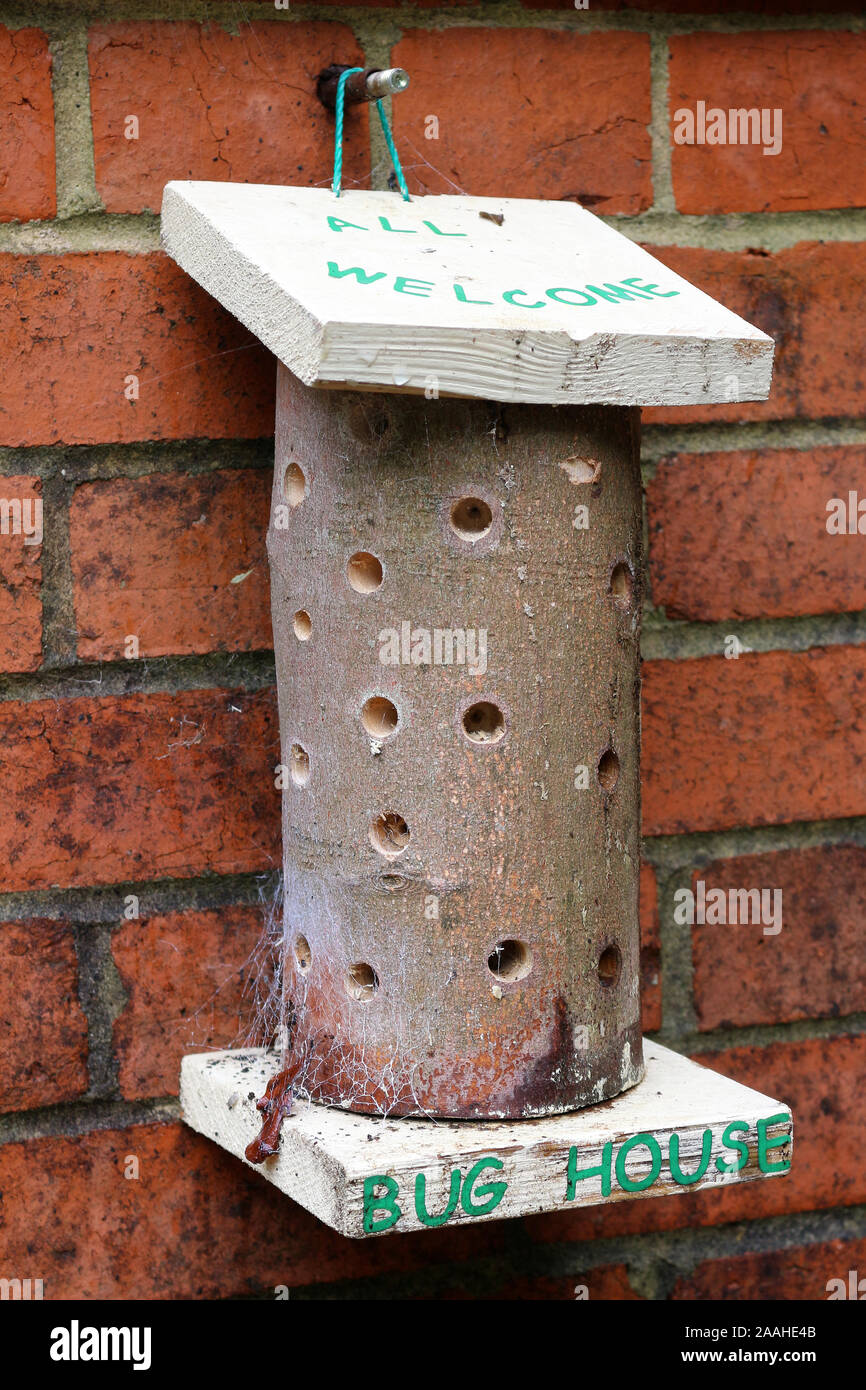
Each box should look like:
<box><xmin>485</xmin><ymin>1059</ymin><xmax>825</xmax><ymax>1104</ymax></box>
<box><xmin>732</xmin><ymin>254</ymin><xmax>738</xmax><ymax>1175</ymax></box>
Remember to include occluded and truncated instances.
<box><xmin>317</xmin><ymin>64</ymin><xmax>410</xmax><ymax>110</ymax></box>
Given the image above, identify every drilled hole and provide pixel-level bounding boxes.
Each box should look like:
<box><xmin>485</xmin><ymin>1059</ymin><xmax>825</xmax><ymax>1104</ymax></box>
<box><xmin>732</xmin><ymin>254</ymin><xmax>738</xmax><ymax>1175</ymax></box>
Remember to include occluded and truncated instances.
<box><xmin>294</xmin><ymin>935</ymin><xmax>312</xmax><ymax>973</ymax></box>
<box><xmin>346</xmin><ymin>961</ymin><xmax>379</xmax><ymax>1002</ymax></box>
<box><xmin>347</xmin><ymin>551</ymin><xmax>383</xmax><ymax>594</ymax></box>
<box><xmin>290</xmin><ymin>742</ymin><xmax>310</xmax><ymax>788</ymax></box>
<box><xmin>361</xmin><ymin>696</ymin><xmax>398</xmax><ymax>739</ymax></box>
<box><xmin>293</xmin><ymin>610</ymin><xmax>312</xmax><ymax>641</ymax></box>
<box><xmin>487</xmin><ymin>939</ymin><xmax>532</xmax><ymax>983</ymax></box>
<box><xmin>450</xmin><ymin>496</ymin><xmax>493</xmax><ymax>542</ymax></box>
<box><xmin>462</xmin><ymin>700</ymin><xmax>506</xmax><ymax>745</ymax></box>
<box><xmin>598</xmin><ymin>944</ymin><xmax>621</xmax><ymax>987</ymax></box>
<box><xmin>597</xmin><ymin>748</ymin><xmax>619</xmax><ymax>792</ymax></box>
<box><xmin>609</xmin><ymin>562</ymin><xmax>634</xmax><ymax>609</ymax></box>
<box><xmin>283</xmin><ymin>462</ymin><xmax>306</xmax><ymax>508</ymax></box>
<box><xmin>370</xmin><ymin>810</ymin><xmax>410</xmax><ymax>858</ymax></box>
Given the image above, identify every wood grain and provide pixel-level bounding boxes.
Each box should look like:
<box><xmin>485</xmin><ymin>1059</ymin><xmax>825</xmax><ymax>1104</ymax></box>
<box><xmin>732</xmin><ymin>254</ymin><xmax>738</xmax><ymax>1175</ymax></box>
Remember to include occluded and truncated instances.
<box><xmin>181</xmin><ymin>1042</ymin><xmax>793</xmax><ymax>1239</ymax></box>
<box><xmin>161</xmin><ymin>182</ymin><xmax>773</xmax><ymax>406</ymax></box>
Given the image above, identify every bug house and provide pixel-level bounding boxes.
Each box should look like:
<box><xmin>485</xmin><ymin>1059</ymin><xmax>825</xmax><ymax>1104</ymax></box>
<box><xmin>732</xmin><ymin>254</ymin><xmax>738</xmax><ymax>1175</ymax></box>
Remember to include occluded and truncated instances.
<box><xmin>163</xmin><ymin>169</ymin><xmax>793</xmax><ymax>1239</ymax></box>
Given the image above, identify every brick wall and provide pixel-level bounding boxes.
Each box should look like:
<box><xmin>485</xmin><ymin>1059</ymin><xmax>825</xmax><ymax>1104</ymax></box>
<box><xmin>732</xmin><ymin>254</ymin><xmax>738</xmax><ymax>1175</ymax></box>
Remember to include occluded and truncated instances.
<box><xmin>1</xmin><ymin>0</ymin><xmax>864</xmax><ymax>1302</ymax></box>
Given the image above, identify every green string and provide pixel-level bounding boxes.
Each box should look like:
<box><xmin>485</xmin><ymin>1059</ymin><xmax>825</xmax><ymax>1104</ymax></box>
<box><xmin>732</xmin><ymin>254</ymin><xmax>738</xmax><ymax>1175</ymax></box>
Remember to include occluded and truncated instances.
<box><xmin>332</xmin><ymin>68</ymin><xmax>411</xmax><ymax>202</ymax></box>
<box><xmin>332</xmin><ymin>67</ymin><xmax>362</xmax><ymax>199</ymax></box>
<box><xmin>375</xmin><ymin>99</ymin><xmax>411</xmax><ymax>202</ymax></box>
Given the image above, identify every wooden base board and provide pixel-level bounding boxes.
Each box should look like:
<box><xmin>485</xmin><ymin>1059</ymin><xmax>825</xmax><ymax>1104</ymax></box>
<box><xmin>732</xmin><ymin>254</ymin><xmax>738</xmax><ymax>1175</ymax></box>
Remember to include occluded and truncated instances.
<box><xmin>180</xmin><ymin>1042</ymin><xmax>792</xmax><ymax>1239</ymax></box>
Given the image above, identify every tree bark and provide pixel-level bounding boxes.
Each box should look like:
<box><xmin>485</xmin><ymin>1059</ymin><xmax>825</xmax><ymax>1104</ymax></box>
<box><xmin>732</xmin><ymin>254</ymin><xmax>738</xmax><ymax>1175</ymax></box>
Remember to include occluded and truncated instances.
<box><xmin>268</xmin><ymin>365</ymin><xmax>644</xmax><ymax>1118</ymax></box>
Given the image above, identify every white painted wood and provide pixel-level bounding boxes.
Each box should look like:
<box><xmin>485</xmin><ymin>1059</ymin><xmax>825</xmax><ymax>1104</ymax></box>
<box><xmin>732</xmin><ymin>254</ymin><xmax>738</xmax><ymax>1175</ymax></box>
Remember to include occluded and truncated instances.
<box><xmin>180</xmin><ymin>1041</ymin><xmax>792</xmax><ymax>1238</ymax></box>
<box><xmin>161</xmin><ymin>183</ymin><xmax>773</xmax><ymax>407</ymax></box>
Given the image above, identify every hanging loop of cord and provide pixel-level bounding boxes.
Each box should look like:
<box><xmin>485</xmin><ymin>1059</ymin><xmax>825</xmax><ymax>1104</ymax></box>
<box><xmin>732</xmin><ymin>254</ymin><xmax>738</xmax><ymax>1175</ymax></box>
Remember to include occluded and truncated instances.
<box><xmin>375</xmin><ymin>100</ymin><xmax>410</xmax><ymax>202</ymax></box>
<box><xmin>332</xmin><ymin>67</ymin><xmax>410</xmax><ymax>201</ymax></box>
<box><xmin>332</xmin><ymin>67</ymin><xmax>362</xmax><ymax>199</ymax></box>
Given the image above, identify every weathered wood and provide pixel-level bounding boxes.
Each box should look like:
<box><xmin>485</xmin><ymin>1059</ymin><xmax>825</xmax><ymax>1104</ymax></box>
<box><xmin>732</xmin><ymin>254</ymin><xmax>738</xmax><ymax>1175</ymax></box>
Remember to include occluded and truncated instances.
<box><xmin>160</xmin><ymin>182</ymin><xmax>773</xmax><ymax>406</ymax></box>
<box><xmin>269</xmin><ymin>371</ymin><xmax>643</xmax><ymax>1117</ymax></box>
<box><xmin>180</xmin><ymin>1042</ymin><xmax>793</xmax><ymax>1239</ymax></box>
<box><xmin>160</xmin><ymin>179</ymin><xmax>790</xmax><ymax>1188</ymax></box>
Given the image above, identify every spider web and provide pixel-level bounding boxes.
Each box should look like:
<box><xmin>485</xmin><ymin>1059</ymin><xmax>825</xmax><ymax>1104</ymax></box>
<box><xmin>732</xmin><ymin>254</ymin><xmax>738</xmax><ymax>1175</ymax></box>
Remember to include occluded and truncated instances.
<box><xmin>265</xmin><ymin>861</ymin><xmax>435</xmax><ymax>1118</ymax></box>
<box><xmin>176</xmin><ymin>864</ymin><xmax>434</xmax><ymax>1120</ymax></box>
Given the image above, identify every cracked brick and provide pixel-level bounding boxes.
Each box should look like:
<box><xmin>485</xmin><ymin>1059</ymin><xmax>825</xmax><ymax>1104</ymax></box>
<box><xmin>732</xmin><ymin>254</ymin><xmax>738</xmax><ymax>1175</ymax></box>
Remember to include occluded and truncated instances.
<box><xmin>88</xmin><ymin>20</ymin><xmax>368</xmax><ymax>214</ymax></box>
<box><xmin>391</xmin><ymin>28</ymin><xmax>652</xmax><ymax>211</ymax></box>
<box><xmin>0</xmin><ymin>26</ymin><xmax>55</xmax><ymax>222</ymax></box>
<box><xmin>670</xmin><ymin>32</ymin><xmax>866</xmax><ymax>213</ymax></box>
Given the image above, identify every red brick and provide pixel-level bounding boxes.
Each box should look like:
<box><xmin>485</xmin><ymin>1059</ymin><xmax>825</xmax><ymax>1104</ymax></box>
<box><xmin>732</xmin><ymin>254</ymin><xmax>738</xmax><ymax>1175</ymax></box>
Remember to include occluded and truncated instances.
<box><xmin>640</xmin><ymin>861</ymin><xmax>661</xmax><ymax>1033</ymax></box>
<box><xmin>522</xmin><ymin>0</ymin><xmax>852</xmax><ymax>10</ymax></box>
<box><xmin>0</xmin><ymin>254</ymin><xmax>274</xmax><ymax>447</ymax></box>
<box><xmin>0</xmin><ymin>27</ymin><xmax>55</xmax><ymax>222</ymax></box>
<box><xmin>391</xmin><ymin>29</ymin><xmax>651</xmax><ymax>212</ymax></box>
<box><xmin>0</xmin><ymin>475</ymin><xmax>43</xmax><ymax>671</ymax></box>
<box><xmin>0</xmin><ymin>1120</ymin><xmax>504</xmax><ymax>1299</ymax></box>
<box><xmin>89</xmin><ymin>22</ymin><xmax>367</xmax><ymax>214</ymax></box>
<box><xmin>0</xmin><ymin>686</ymin><xmax>280</xmax><ymax>893</ymax></box>
<box><xmin>248</xmin><ymin>0</ymin><xmax>473</xmax><ymax>5</ymax></box>
<box><xmin>113</xmin><ymin>905</ymin><xmax>268</xmax><ymax>1099</ymax></box>
<box><xmin>670</xmin><ymin>33</ymin><xmax>866</xmax><ymax>214</ymax></box>
<box><xmin>642</xmin><ymin>647</ymin><xmax>866</xmax><ymax>837</ymax></box>
<box><xmin>500</xmin><ymin>1265</ymin><xmax>642</xmax><ymax>1301</ymax></box>
<box><xmin>642</xmin><ymin>243</ymin><xmax>866</xmax><ymax>426</ymax></box>
<box><xmin>438</xmin><ymin>1264</ymin><xmax>642</xmax><ymax>1300</ymax></box>
<box><xmin>579</xmin><ymin>1263</ymin><xmax>643</xmax><ymax>1300</ymax></box>
<box><xmin>265</xmin><ymin>0</ymin><xmax>866</xmax><ymax>7</ymax></box>
<box><xmin>71</xmin><ymin>470</ymin><xmax>271</xmax><ymax>660</ymax></box>
<box><xmin>691</xmin><ymin>845</ymin><xmax>866</xmax><ymax>1031</ymax></box>
<box><xmin>522</xmin><ymin>1033</ymin><xmax>866</xmax><ymax>1245</ymax></box>
<box><xmin>674</xmin><ymin>1235</ymin><xmax>866</xmax><ymax>1301</ymax></box>
<box><xmin>648</xmin><ymin>446</ymin><xmax>866</xmax><ymax>623</ymax></box>
<box><xmin>0</xmin><ymin>920</ymin><xmax>88</xmax><ymax>1111</ymax></box>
